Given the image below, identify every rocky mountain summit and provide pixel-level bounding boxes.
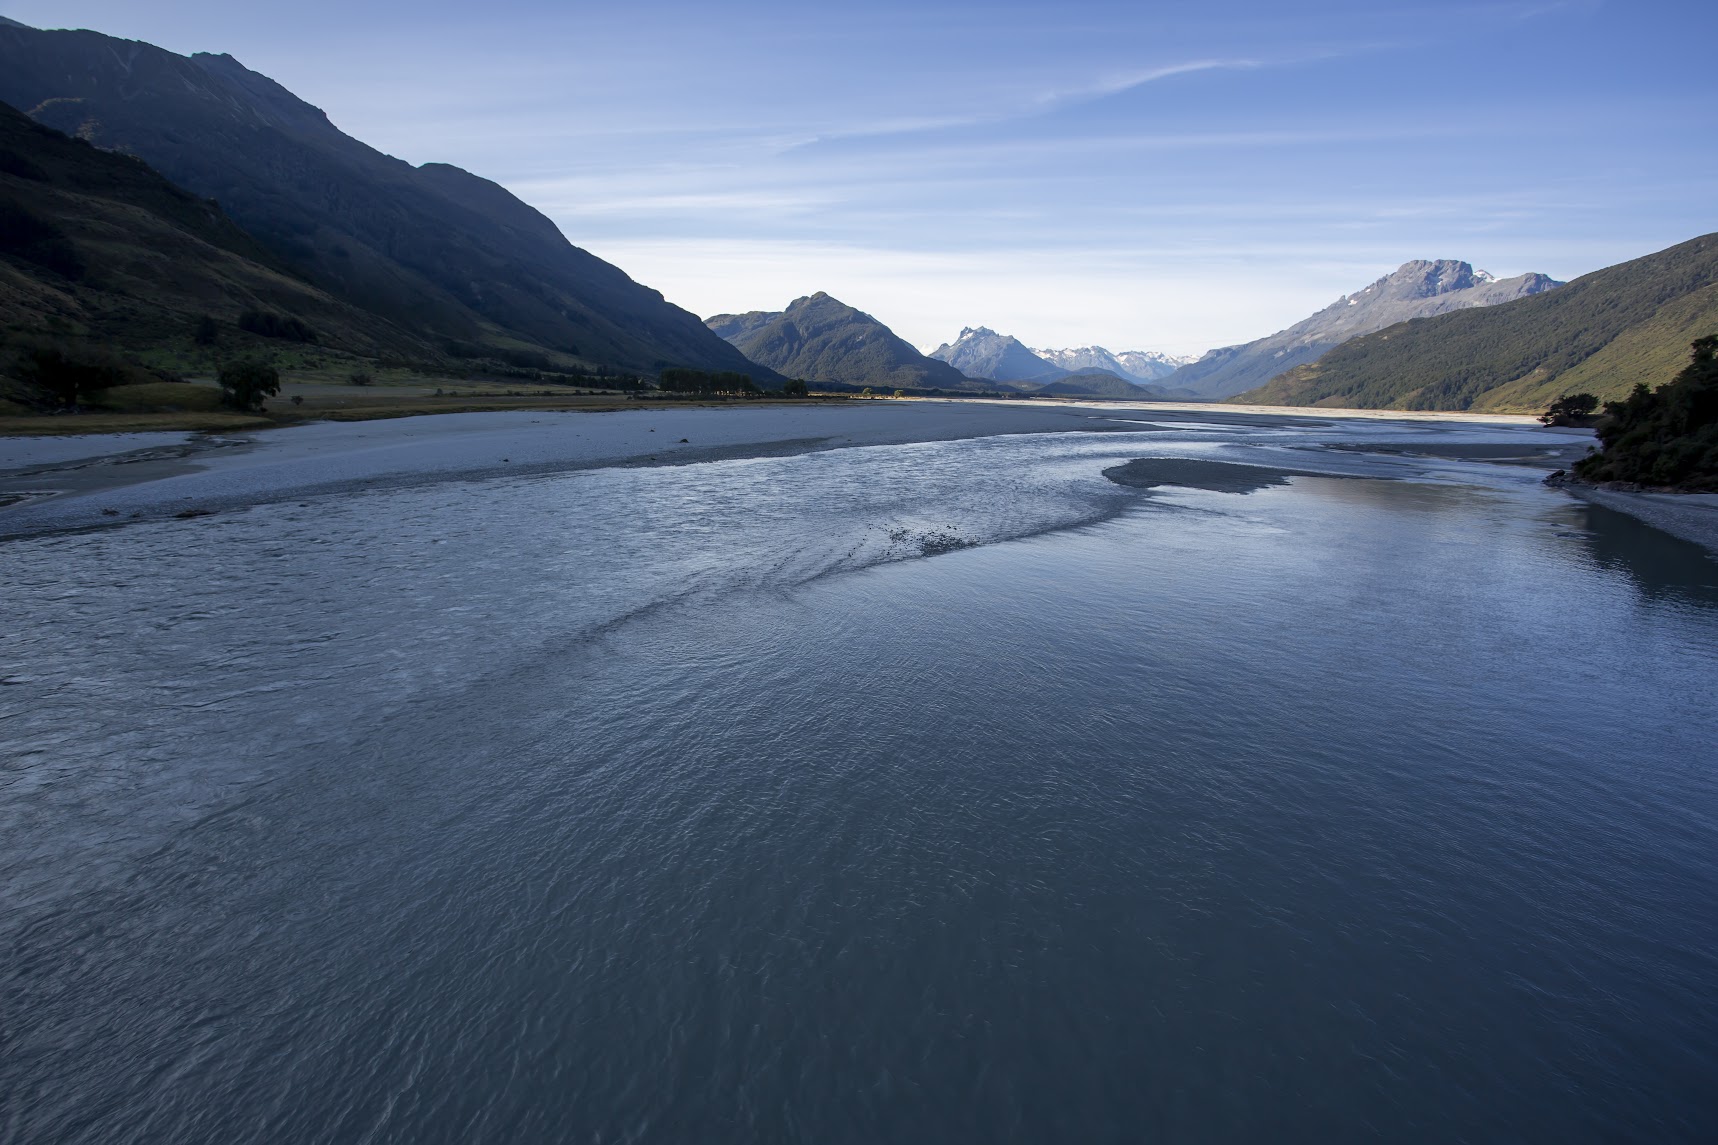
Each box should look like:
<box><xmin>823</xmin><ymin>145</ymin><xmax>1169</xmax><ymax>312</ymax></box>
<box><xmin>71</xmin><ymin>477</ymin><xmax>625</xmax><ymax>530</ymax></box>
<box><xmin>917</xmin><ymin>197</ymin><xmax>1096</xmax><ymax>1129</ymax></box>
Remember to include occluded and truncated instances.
<box><xmin>707</xmin><ymin>294</ymin><xmax>974</xmax><ymax>390</ymax></box>
<box><xmin>1166</xmin><ymin>260</ymin><xmax>1563</xmax><ymax>399</ymax></box>
<box><xmin>929</xmin><ymin>327</ymin><xmax>1063</xmax><ymax>383</ymax></box>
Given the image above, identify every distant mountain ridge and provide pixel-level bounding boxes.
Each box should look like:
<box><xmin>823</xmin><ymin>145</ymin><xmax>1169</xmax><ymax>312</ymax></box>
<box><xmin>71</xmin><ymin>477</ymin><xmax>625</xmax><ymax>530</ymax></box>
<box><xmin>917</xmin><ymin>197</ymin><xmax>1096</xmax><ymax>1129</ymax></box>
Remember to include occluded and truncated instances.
<box><xmin>1239</xmin><ymin>234</ymin><xmax>1718</xmax><ymax>412</ymax></box>
<box><xmin>1165</xmin><ymin>260</ymin><xmax>1563</xmax><ymax>399</ymax></box>
<box><xmin>929</xmin><ymin>327</ymin><xmax>1064</xmax><ymax>383</ymax></box>
<box><xmin>706</xmin><ymin>293</ymin><xmax>974</xmax><ymax>390</ymax></box>
<box><xmin>1032</xmin><ymin>346</ymin><xmax>1193</xmax><ymax>383</ymax></box>
<box><xmin>0</xmin><ymin>22</ymin><xmax>770</xmax><ymax>381</ymax></box>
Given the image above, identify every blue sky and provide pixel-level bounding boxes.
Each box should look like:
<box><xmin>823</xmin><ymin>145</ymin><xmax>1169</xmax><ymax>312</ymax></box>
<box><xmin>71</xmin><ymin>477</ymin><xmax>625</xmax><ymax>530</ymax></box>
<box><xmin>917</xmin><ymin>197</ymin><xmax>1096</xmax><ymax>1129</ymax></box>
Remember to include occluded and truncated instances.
<box><xmin>5</xmin><ymin>0</ymin><xmax>1715</xmax><ymax>355</ymax></box>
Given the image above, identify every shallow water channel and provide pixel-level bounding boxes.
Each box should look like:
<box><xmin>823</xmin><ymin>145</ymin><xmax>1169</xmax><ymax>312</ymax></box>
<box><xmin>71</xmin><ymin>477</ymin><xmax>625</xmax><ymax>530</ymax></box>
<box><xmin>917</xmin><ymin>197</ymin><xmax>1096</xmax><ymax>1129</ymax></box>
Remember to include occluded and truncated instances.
<box><xmin>3</xmin><ymin>417</ymin><xmax>1716</xmax><ymax>1143</ymax></box>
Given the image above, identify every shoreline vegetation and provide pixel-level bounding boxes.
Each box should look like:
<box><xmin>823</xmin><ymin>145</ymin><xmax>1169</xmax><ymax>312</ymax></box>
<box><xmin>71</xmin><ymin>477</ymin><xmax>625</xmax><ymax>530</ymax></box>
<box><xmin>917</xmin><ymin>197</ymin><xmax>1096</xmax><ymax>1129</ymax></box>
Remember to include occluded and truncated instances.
<box><xmin>1557</xmin><ymin>337</ymin><xmax>1718</xmax><ymax>492</ymax></box>
<box><xmin>1533</xmin><ymin>339</ymin><xmax>1718</xmax><ymax>553</ymax></box>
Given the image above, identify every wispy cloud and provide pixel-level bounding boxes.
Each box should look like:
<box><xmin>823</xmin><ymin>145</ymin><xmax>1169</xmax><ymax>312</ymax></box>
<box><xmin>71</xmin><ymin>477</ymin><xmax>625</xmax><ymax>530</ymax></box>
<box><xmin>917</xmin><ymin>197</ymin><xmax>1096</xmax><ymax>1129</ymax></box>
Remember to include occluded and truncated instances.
<box><xmin>1031</xmin><ymin>58</ymin><xmax>1262</xmax><ymax>108</ymax></box>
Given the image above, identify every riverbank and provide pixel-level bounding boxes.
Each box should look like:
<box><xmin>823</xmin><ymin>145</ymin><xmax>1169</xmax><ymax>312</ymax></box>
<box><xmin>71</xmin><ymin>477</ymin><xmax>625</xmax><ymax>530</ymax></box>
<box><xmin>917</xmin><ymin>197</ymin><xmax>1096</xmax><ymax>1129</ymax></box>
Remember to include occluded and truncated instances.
<box><xmin>0</xmin><ymin>400</ymin><xmax>1669</xmax><ymax>550</ymax></box>
<box><xmin>0</xmin><ymin>402</ymin><xmax>1191</xmax><ymax>537</ymax></box>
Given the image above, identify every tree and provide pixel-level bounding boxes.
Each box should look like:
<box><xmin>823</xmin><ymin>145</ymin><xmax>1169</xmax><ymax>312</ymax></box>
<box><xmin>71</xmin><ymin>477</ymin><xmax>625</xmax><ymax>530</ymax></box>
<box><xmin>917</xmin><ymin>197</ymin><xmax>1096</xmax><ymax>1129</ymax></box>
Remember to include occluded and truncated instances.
<box><xmin>237</xmin><ymin>310</ymin><xmax>317</xmax><ymax>343</ymax></box>
<box><xmin>658</xmin><ymin>368</ymin><xmax>758</xmax><ymax>395</ymax></box>
<box><xmin>1572</xmin><ymin>337</ymin><xmax>1718</xmax><ymax>489</ymax></box>
<box><xmin>193</xmin><ymin>315</ymin><xmax>219</xmax><ymax>346</ymax></box>
<box><xmin>13</xmin><ymin>341</ymin><xmax>129</xmax><ymax>407</ymax></box>
<box><xmin>861</xmin><ymin>387</ymin><xmax>874</xmax><ymax>397</ymax></box>
<box><xmin>349</xmin><ymin>370</ymin><xmax>373</xmax><ymax>386</ymax></box>
<box><xmin>1539</xmin><ymin>392</ymin><xmax>1598</xmax><ymax>426</ymax></box>
<box><xmin>218</xmin><ymin>360</ymin><xmax>280</xmax><ymax>411</ymax></box>
<box><xmin>893</xmin><ymin>389</ymin><xmax>906</xmax><ymax>398</ymax></box>
<box><xmin>782</xmin><ymin>379</ymin><xmax>809</xmax><ymax>397</ymax></box>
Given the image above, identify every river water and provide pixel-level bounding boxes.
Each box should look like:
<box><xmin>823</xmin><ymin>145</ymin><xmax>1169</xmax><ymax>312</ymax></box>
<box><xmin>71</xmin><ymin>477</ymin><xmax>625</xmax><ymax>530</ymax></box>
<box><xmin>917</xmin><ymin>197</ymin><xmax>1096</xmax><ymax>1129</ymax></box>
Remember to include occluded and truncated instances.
<box><xmin>3</xmin><ymin>417</ymin><xmax>1716</xmax><ymax>1143</ymax></box>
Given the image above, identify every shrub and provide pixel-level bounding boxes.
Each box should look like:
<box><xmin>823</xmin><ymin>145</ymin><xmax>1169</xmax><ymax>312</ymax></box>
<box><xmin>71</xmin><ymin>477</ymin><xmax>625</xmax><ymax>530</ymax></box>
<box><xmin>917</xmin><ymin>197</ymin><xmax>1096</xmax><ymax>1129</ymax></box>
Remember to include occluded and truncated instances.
<box><xmin>237</xmin><ymin>309</ymin><xmax>317</xmax><ymax>343</ymax></box>
<box><xmin>349</xmin><ymin>371</ymin><xmax>373</xmax><ymax>386</ymax></box>
<box><xmin>1539</xmin><ymin>392</ymin><xmax>1598</xmax><ymax>426</ymax></box>
<box><xmin>11</xmin><ymin>341</ymin><xmax>131</xmax><ymax>406</ymax></box>
<box><xmin>0</xmin><ymin>148</ymin><xmax>48</xmax><ymax>181</ymax></box>
<box><xmin>217</xmin><ymin>360</ymin><xmax>281</xmax><ymax>411</ymax></box>
<box><xmin>0</xmin><ymin>198</ymin><xmax>83</xmax><ymax>279</ymax></box>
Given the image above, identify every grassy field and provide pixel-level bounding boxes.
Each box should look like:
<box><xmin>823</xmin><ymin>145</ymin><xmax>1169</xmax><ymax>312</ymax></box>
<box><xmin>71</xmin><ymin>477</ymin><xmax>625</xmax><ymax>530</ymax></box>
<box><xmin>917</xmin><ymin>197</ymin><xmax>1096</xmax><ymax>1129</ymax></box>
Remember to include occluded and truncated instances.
<box><xmin>0</xmin><ymin>374</ymin><xmax>847</xmax><ymax>436</ymax></box>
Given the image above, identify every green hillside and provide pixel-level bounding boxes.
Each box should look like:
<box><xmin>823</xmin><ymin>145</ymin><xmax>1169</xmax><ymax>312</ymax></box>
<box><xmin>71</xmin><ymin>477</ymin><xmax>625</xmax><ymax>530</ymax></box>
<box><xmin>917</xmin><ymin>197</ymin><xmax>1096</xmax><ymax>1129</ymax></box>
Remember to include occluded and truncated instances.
<box><xmin>1236</xmin><ymin>234</ymin><xmax>1718</xmax><ymax>412</ymax></box>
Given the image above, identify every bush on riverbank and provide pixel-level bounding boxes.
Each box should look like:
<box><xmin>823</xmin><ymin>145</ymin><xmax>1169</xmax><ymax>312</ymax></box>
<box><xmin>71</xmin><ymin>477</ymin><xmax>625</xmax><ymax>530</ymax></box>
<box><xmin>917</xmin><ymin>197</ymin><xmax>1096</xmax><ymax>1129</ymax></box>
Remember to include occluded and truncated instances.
<box><xmin>1573</xmin><ymin>336</ymin><xmax>1718</xmax><ymax>490</ymax></box>
<box><xmin>1</xmin><ymin>338</ymin><xmax>174</xmax><ymax>408</ymax></box>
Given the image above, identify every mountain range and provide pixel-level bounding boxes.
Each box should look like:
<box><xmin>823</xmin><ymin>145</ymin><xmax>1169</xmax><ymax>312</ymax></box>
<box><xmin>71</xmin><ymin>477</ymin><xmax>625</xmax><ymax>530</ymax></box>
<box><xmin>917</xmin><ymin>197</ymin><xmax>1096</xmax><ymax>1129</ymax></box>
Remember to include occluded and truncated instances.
<box><xmin>1031</xmin><ymin>346</ymin><xmax>1193</xmax><ymax>383</ymax></box>
<box><xmin>928</xmin><ymin>329</ymin><xmax>1193</xmax><ymax>389</ymax></box>
<box><xmin>1165</xmin><ymin>261</ymin><xmax>1563</xmax><ymax>399</ymax></box>
<box><xmin>708</xmin><ymin>300</ymin><xmax>1175</xmax><ymax>398</ymax></box>
<box><xmin>929</xmin><ymin>327</ymin><xmax>1063</xmax><ymax>385</ymax></box>
<box><xmin>707</xmin><ymin>293</ymin><xmax>976</xmax><ymax>391</ymax></box>
<box><xmin>1239</xmin><ymin>234</ymin><xmax>1718</xmax><ymax>411</ymax></box>
<box><xmin>0</xmin><ymin>20</ymin><xmax>770</xmax><ymax>382</ymax></box>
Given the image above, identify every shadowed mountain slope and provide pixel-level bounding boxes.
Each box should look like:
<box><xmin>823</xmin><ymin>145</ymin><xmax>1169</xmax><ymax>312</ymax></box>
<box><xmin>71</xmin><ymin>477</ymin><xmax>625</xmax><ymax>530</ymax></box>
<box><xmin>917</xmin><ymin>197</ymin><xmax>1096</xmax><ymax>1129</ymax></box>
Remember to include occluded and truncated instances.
<box><xmin>1240</xmin><ymin>234</ymin><xmax>1718</xmax><ymax>412</ymax></box>
<box><xmin>1168</xmin><ymin>260</ymin><xmax>1562</xmax><ymax>399</ymax></box>
<box><xmin>0</xmin><ymin>98</ymin><xmax>426</xmax><ymax>362</ymax></box>
<box><xmin>707</xmin><ymin>293</ymin><xmax>974</xmax><ymax>389</ymax></box>
<box><xmin>1032</xmin><ymin>371</ymin><xmax>1162</xmax><ymax>398</ymax></box>
<box><xmin>0</xmin><ymin>22</ymin><xmax>769</xmax><ymax>380</ymax></box>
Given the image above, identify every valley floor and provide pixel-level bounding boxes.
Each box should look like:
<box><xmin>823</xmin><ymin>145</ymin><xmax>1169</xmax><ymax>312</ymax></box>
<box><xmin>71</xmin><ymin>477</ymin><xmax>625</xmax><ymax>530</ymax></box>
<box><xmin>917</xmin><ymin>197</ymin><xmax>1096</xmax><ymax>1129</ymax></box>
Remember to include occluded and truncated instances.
<box><xmin>5</xmin><ymin>398</ymin><xmax>1711</xmax><ymax>555</ymax></box>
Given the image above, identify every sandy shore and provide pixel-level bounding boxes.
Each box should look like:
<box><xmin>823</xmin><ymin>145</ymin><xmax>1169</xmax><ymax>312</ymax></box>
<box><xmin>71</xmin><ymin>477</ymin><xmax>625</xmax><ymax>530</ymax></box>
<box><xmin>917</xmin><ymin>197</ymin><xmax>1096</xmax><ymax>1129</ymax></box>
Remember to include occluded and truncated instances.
<box><xmin>0</xmin><ymin>402</ymin><xmax>1270</xmax><ymax>538</ymax></box>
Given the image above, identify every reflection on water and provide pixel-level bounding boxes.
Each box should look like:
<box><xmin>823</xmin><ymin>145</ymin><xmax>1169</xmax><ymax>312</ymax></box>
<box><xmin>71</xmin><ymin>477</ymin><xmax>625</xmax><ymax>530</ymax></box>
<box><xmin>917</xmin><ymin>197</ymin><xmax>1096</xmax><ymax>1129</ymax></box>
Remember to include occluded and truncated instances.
<box><xmin>2</xmin><ymin>418</ymin><xmax>1716</xmax><ymax>1144</ymax></box>
<box><xmin>1571</xmin><ymin>500</ymin><xmax>1718</xmax><ymax>604</ymax></box>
